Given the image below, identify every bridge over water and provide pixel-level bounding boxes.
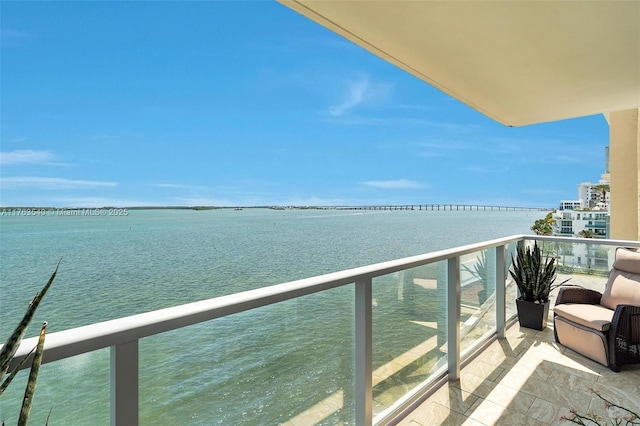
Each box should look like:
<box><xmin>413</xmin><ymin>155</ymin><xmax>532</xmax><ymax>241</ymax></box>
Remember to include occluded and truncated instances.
<box><xmin>333</xmin><ymin>204</ymin><xmax>550</xmax><ymax>212</ymax></box>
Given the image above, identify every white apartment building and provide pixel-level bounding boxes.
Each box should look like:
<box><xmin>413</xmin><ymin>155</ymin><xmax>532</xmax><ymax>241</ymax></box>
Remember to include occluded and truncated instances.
<box><xmin>553</xmin><ymin>146</ymin><xmax>610</xmax><ymax>235</ymax></box>
<box><xmin>550</xmin><ymin>150</ymin><xmax>611</xmax><ymax>268</ymax></box>
<box><xmin>553</xmin><ymin>210</ymin><xmax>609</xmax><ymax>239</ymax></box>
<box><xmin>552</xmin><ymin>176</ymin><xmax>610</xmax><ymax>240</ymax></box>
<box><xmin>552</xmin><ymin>208</ymin><xmax>610</xmax><ymax>269</ymax></box>
<box><xmin>577</xmin><ymin>181</ymin><xmax>611</xmax><ymax>209</ymax></box>
<box><xmin>558</xmin><ymin>200</ymin><xmax>582</xmax><ymax>211</ymax></box>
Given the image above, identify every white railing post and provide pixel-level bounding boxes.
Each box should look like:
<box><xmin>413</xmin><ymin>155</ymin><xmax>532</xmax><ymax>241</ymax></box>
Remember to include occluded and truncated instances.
<box><xmin>111</xmin><ymin>340</ymin><xmax>139</xmax><ymax>426</ymax></box>
<box><xmin>495</xmin><ymin>245</ymin><xmax>506</xmax><ymax>338</ymax></box>
<box><xmin>355</xmin><ymin>278</ymin><xmax>373</xmax><ymax>426</ymax></box>
<box><xmin>515</xmin><ymin>240</ymin><xmax>526</xmax><ymax>300</ymax></box>
<box><xmin>447</xmin><ymin>257</ymin><xmax>461</xmax><ymax>380</ymax></box>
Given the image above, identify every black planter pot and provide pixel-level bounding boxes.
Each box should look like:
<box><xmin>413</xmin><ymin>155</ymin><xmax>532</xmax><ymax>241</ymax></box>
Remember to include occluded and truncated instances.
<box><xmin>515</xmin><ymin>299</ymin><xmax>550</xmax><ymax>331</ymax></box>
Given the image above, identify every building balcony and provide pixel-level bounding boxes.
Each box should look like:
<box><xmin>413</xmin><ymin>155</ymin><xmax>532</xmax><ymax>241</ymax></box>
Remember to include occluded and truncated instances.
<box><xmin>3</xmin><ymin>235</ymin><xmax>639</xmax><ymax>425</ymax></box>
<box><xmin>585</xmin><ymin>223</ymin><xmax>608</xmax><ymax>229</ymax></box>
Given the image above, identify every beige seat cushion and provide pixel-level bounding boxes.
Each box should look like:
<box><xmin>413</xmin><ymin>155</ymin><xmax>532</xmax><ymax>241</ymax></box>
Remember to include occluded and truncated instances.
<box><xmin>600</xmin><ymin>269</ymin><xmax>640</xmax><ymax>310</ymax></box>
<box><xmin>554</xmin><ymin>303</ymin><xmax>614</xmax><ymax>332</ymax></box>
<box><xmin>555</xmin><ymin>317</ymin><xmax>609</xmax><ymax>366</ymax></box>
<box><xmin>600</xmin><ymin>247</ymin><xmax>640</xmax><ymax>310</ymax></box>
<box><xmin>612</xmin><ymin>247</ymin><xmax>640</xmax><ymax>274</ymax></box>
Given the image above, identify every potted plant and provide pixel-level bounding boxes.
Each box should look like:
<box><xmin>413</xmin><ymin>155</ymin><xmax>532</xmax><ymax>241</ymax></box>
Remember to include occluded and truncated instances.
<box><xmin>509</xmin><ymin>242</ymin><xmax>569</xmax><ymax>330</ymax></box>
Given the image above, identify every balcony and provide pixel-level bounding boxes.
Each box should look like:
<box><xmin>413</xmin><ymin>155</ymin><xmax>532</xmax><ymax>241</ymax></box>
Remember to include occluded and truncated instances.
<box><xmin>585</xmin><ymin>223</ymin><xmax>608</xmax><ymax>229</ymax></box>
<box><xmin>398</xmin><ymin>319</ymin><xmax>640</xmax><ymax>425</ymax></box>
<box><xmin>3</xmin><ymin>235</ymin><xmax>639</xmax><ymax>425</ymax></box>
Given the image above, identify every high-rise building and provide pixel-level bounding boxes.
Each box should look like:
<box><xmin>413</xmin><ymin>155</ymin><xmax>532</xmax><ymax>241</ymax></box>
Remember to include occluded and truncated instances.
<box><xmin>552</xmin><ymin>146</ymin><xmax>610</xmax><ymax>239</ymax></box>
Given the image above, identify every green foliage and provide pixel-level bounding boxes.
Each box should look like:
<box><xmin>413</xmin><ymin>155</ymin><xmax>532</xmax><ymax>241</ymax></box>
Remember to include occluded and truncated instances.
<box><xmin>509</xmin><ymin>242</ymin><xmax>569</xmax><ymax>303</ymax></box>
<box><xmin>1</xmin><ymin>261</ymin><xmax>59</xmax><ymax>425</ymax></box>
<box><xmin>462</xmin><ymin>251</ymin><xmax>489</xmax><ymax>305</ymax></box>
<box><xmin>531</xmin><ymin>212</ymin><xmax>555</xmax><ymax>236</ymax></box>
<box><xmin>462</xmin><ymin>251</ymin><xmax>488</xmax><ymax>284</ymax></box>
<box><xmin>18</xmin><ymin>322</ymin><xmax>47</xmax><ymax>425</ymax></box>
<box><xmin>592</xmin><ymin>183</ymin><xmax>610</xmax><ymax>199</ymax></box>
<box><xmin>0</xmin><ymin>262</ymin><xmax>58</xmax><ymax>380</ymax></box>
<box><xmin>557</xmin><ymin>242</ymin><xmax>574</xmax><ymax>256</ymax></box>
<box><xmin>577</xmin><ymin>229</ymin><xmax>596</xmax><ymax>238</ymax></box>
<box><xmin>556</xmin><ymin>265</ymin><xmax>609</xmax><ymax>277</ymax></box>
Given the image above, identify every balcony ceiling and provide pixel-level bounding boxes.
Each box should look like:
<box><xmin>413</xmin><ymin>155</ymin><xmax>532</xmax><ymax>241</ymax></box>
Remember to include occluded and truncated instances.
<box><xmin>280</xmin><ymin>1</ymin><xmax>640</xmax><ymax>127</ymax></box>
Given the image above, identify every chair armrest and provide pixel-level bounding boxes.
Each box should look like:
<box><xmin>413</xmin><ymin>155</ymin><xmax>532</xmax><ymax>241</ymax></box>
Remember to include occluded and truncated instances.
<box><xmin>555</xmin><ymin>287</ymin><xmax>602</xmax><ymax>306</ymax></box>
<box><xmin>609</xmin><ymin>304</ymin><xmax>640</xmax><ymax>370</ymax></box>
<box><xmin>611</xmin><ymin>305</ymin><xmax>640</xmax><ymax>345</ymax></box>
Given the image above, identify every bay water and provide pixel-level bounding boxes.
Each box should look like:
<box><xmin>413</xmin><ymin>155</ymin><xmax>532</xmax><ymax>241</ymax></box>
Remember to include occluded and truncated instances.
<box><xmin>0</xmin><ymin>208</ymin><xmax>538</xmax><ymax>425</ymax></box>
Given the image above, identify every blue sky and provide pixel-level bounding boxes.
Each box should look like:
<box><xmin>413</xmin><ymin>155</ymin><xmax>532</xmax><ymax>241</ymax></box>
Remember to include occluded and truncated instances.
<box><xmin>1</xmin><ymin>2</ymin><xmax>609</xmax><ymax>208</ymax></box>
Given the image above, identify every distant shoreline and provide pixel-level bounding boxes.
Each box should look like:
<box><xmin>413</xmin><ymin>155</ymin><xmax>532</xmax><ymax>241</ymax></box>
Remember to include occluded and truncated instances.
<box><xmin>0</xmin><ymin>204</ymin><xmax>552</xmax><ymax>212</ymax></box>
<box><xmin>0</xmin><ymin>206</ymin><xmax>314</xmax><ymax>211</ymax></box>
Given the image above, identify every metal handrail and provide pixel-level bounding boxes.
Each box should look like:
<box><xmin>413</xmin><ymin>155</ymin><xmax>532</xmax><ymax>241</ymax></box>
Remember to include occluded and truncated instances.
<box><xmin>8</xmin><ymin>234</ymin><xmax>526</xmax><ymax>368</ymax></box>
<box><xmin>3</xmin><ymin>234</ymin><xmax>638</xmax><ymax>426</ymax></box>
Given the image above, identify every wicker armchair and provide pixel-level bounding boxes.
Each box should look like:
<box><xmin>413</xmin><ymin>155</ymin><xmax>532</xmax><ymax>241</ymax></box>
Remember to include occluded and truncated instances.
<box><xmin>554</xmin><ymin>247</ymin><xmax>640</xmax><ymax>372</ymax></box>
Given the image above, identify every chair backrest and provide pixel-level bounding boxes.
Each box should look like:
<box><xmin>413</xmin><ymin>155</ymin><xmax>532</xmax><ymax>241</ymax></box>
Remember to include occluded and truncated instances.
<box><xmin>600</xmin><ymin>247</ymin><xmax>640</xmax><ymax>310</ymax></box>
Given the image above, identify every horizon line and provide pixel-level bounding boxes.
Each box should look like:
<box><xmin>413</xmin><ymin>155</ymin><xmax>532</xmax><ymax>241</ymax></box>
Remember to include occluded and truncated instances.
<box><xmin>0</xmin><ymin>204</ymin><xmax>553</xmax><ymax>211</ymax></box>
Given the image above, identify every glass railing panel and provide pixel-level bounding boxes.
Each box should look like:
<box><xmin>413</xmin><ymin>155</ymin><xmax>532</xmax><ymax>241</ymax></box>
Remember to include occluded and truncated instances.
<box><xmin>371</xmin><ymin>261</ymin><xmax>447</xmax><ymax>416</ymax></box>
<box><xmin>539</xmin><ymin>240</ymin><xmax>615</xmax><ymax>292</ymax></box>
<box><xmin>523</xmin><ymin>239</ymin><xmax>640</xmax><ymax>329</ymax></box>
<box><xmin>459</xmin><ymin>248</ymin><xmax>497</xmax><ymax>356</ymax></box>
<box><xmin>138</xmin><ymin>284</ymin><xmax>355</xmax><ymax>425</ymax></box>
<box><xmin>0</xmin><ymin>349</ymin><xmax>110</xmax><ymax>424</ymax></box>
<box><xmin>504</xmin><ymin>241</ymin><xmax>519</xmax><ymax>322</ymax></box>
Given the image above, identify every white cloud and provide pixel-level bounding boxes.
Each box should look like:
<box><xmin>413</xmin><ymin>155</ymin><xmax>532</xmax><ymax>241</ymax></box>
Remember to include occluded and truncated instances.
<box><xmin>0</xmin><ymin>177</ymin><xmax>117</xmax><ymax>190</ymax></box>
<box><xmin>174</xmin><ymin>197</ymin><xmax>234</xmax><ymax>207</ymax></box>
<box><xmin>361</xmin><ymin>179</ymin><xmax>422</xmax><ymax>189</ymax></box>
<box><xmin>56</xmin><ymin>197</ymin><xmax>152</xmax><ymax>208</ymax></box>
<box><xmin>550</xmin><ymin>155</ymin><xmax>586</xmax><ymax>164</ymax></box>
<box><xmin>8</xmin><ymin>137</ymin><xmax>28</xmax><ymax>144</ymax></box>
<box><xmin>275</xmin><ymin>196</ymin><xmax>349</xmax><ymax>206</ymax></box>
<box><xmin>329</xmin><ymin>75</ymin><xmax>391</xmax><ymax>117</ymax></box>
<box><xmin>331</xmin><ymin>116</ymin><xmax>453</xmax><ymax>127</ymax></box>
<box><xmin>521</xmin><ymin>188</ymin><xmax>566</xmax><ymax>195</ymax></box>
<box><xmin>466</xmin><ymin>165</ymin><xmax>509</xmax><ymax>173</ymax></box>
<box><xmin>415</xmin><ymin>140</ymin><xmax>476</xmax><ymax>151</ymax></box>
<box><xmin>149</xmin><ymin>182</ymin><xmax>226</xmax><ymax>193</ymax></box>
<box><xmin>150</xmin><ymin>183</ymin><xmax>191</xmax><ymax>189</ymax></box>
<box><xmin>1</xmin><ymin>29</ymin><xmax>33</xmax><ymax>47</ymax></box>
<box><xmin>0</xmin><ymin>149</ymin><xmax>63</xmax><ymax>166</ymax></box>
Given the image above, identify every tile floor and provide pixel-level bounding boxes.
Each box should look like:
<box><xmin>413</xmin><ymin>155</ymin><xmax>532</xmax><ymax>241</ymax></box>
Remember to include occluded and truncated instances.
<box><xmin>396</xmin><ymin>322</ymin><xmax>640</xmax><ymax>425</ymax></box>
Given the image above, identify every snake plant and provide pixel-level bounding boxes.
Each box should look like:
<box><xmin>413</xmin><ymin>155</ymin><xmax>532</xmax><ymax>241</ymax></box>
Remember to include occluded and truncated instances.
<box><xmin>510</xmin><ymin>242</ymin><xmax>569</xmax><ymax>303</ymax></box>
<box><xmin>0</xmin><ymin>261</ymin><xmax>59</xmax><ymax>425</ymax></box>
